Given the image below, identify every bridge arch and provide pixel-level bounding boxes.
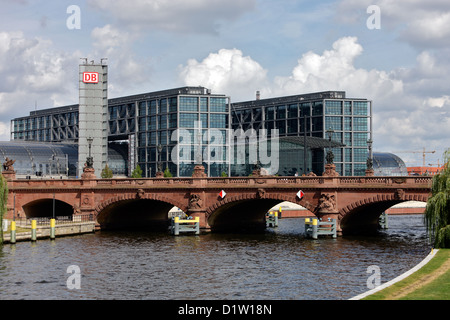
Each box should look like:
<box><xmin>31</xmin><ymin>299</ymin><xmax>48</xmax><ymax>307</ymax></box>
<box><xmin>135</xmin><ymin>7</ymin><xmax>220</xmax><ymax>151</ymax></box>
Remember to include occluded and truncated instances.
<box><xmin>95</xmin><ymin>193</ymin><xmax>186</xmax><ymax>231</ymax></box>
<box><xmin>22</xmin><ymin>198</ymin><xmax>74</xmax><ymax>219</ymax></box>
<box><xmin>205</xmin><ymin>193</ymin><xmax>312</xmax><ymax>232</ymax></box>
<box><xmin>339</xmin><ymin>193</ymin><xmax>429</xmax><ymax>235</ymax></box>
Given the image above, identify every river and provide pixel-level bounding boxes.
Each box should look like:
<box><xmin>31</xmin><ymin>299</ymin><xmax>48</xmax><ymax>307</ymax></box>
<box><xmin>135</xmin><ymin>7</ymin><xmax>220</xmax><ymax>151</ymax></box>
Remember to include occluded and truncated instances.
<box><xmin>0</xmin><ymin>214</ymin><xmax>430</xmax><ymax>300</ymax></box>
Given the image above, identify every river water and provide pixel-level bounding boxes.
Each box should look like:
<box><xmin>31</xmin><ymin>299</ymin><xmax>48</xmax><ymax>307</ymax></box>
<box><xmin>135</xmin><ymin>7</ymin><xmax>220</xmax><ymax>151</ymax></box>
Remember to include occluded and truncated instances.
<box><xmin>0</xmin><ymin>214</ymin><xmax>430</xmax><ymax>300</ymax></box>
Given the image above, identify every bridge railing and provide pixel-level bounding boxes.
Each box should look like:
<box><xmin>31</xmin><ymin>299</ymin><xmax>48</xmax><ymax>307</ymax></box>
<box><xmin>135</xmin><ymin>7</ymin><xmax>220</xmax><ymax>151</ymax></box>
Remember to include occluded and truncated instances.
<box><xmin>8</xmin><ymin>175</ymin><xmax>432</xmax><ymax>189</ymax></box>
<box><xmin>13</xmin><ymin>214</ymin><xmax>95</xmax><ymax>228</ymax></box>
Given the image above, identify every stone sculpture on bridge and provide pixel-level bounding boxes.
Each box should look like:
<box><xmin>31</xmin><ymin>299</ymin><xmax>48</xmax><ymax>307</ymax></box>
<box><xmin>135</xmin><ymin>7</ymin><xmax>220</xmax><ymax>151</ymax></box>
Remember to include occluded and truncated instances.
<box><xmin>189</xmin><ymin>193</ymin><xmax>203</xmax><ymax>210</ymax></box>
<box><xmin>2</xmin><ymin>157</ymin><xmax>15</xmax><ymax>172</ymax></box>
<box><xmin>317</xmin><ymin>193</ymin><xmax>337</xmax><ymax>213</ymax></box>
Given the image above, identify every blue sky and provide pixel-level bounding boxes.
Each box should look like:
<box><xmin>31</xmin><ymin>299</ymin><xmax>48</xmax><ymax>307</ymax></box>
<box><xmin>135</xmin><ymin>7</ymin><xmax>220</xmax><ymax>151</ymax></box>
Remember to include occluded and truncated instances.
<box><xmin>0</xmin><ymin>0</ymin><xmax>449</xmax><ymax>167</ymax></box>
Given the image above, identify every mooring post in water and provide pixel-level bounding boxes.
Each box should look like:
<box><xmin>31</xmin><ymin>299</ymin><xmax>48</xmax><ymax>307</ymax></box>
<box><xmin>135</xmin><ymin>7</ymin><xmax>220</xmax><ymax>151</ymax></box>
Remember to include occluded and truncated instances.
<box><xmin>31</xmin><ymin>220</ymin><xmax>37</xmax><ymax>241</ymax></box>
<box><xmin>50</xmin><ymin>219</ymin><xmax>56</xmax><ymax>240</ymax></box>
<box><xmin>10</xmin><ymin>221</ymin><xmax>16</xmax><ymax>244</ymax></box>
<box><xmin>312</xmin><ymin>218</ymin><xmax>318</xmax><ymax>239</ymax></box>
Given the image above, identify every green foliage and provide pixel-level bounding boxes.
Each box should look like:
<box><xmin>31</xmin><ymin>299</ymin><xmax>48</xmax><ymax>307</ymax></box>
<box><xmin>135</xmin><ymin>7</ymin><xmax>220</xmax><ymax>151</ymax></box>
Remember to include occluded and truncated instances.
<box><xmin>131</xmin><ymin>164</ymin><xmax>143</xmax><ymax>178</ymax></box>
<box><xmin>163</xmin><ymin>167</ymin><xmax>173</xmax><ymax>178</ymax></box>
<box><xmin>221</xmin><ymin>171</ymin><xmax>228</xmax><ymax>177</ymax></box>
<box><xmin>101</xmin><ymin>164</ymin><xmax>113</xmax><ymax>179</ymax></box>
<box><xmin>0</xmin><ymin>174</ymin><xmax>8</xmax><ymax>244</ymax></box>
<box><xmin>425</xmin><ymin>148</ymin><xmax>450</xmax><ymax>248</ymax></box>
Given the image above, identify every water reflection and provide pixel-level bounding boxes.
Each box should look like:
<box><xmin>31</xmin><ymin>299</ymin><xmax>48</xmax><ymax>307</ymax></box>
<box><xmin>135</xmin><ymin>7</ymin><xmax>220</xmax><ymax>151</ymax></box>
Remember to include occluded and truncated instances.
<box><xmin>0</xmin><ymin>215</ymin><xmax>430</xmax><ymax>300</ymax></box>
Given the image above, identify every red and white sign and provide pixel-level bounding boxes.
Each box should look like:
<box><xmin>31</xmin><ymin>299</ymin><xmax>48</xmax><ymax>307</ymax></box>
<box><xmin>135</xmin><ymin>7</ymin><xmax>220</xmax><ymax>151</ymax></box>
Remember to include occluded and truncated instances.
<box><xmin>219</xmin><ymin>190</ymin><xmax>227</xmax><ymax>199</ymax></box>
<box><xmin>296</xmin><ymin>190</ymin><xmax>304</xmax><ymax>200</ymax></box>
<box><xmin>83</xmin><ymin>72</ymin><xmax>99</xmax><ymax>83</ymax></box>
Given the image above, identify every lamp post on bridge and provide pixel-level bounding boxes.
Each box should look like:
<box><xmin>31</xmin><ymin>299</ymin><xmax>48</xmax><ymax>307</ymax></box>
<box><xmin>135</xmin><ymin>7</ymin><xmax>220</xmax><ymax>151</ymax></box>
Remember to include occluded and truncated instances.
<box><xmin>365</xmin><ymin>138</ymin><xmax>374</xmax><ymax>176</ymax></box>
<box><xmin>323</xmin><ymin>127</ymin><xmax>339</xmax><ymax>177</ymax></box>
<box><xmin>156</xmin><ymin>144</ymin><xmax>163</xmax><ymax>178</ymax></box>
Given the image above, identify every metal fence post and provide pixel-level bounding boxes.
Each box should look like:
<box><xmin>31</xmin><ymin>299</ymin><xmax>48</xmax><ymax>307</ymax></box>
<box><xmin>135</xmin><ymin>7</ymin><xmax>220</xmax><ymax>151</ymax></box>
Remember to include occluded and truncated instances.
<box><xmin>31</xmin><ymin>220</ymin><xmax>37</xmax><ymax>241</ymax></box>
<box><xmin>50</xmin><ymin>219</ymin><xmax>56</xmax><ymax>240</ymax></box>
<box><xmin>10</xmin><ymin>221</ymin><xmax>16</xmax><ymax>244</ymax></box>
<box><xmin>312</xmin><ymin>219</ymin><xmax>318</xmax><ymax>239</ymax></box>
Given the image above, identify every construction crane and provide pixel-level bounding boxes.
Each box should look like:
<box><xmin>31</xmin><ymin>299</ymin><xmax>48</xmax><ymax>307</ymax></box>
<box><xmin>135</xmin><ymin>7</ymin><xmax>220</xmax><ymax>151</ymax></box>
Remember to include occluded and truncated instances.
<box><xmin>394</xmin><ymin>147</ymin><xmax>436</xmax><ymax>167</ymax></box>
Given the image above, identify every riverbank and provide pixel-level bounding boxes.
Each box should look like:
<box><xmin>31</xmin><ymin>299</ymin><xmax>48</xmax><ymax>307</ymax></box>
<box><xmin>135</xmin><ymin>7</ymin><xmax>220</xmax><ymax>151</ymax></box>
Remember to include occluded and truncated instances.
<box><xmin>351</xmin><ymin>249</ymin><xmax>450</xmax><ymax>300</ymax></box>
<box><xmin>2</xmin><ymin>220</ymin><xmax>96</xmax><ymax>244</ymax></box>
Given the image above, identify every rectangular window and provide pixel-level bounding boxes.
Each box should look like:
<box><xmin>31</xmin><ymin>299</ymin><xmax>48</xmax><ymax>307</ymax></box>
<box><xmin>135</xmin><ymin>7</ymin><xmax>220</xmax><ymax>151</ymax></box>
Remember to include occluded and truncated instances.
<box><xmin>344</xmin><ymin>101</ymin><xmax>352</xmax><ymax>115</ymax></box>
<box><xmin>353</xmin><ymin>101</ymin><xmax>368</xmax><ymax>115</ymax></box>
<box><xmin>344</xmin><ymin>132</ymin><xmax>352</xmax><ymax>146</ymax></box>
<box><xmin>201</xmin><ymin>114</ymin><xmax>208</xmax><ymax>128</ymax></box>
<box><xmin>149</xmin><ymin>100</ymin><xmax>157</xmax><ymax>115</ymax></box>
<box><xmin>253</xmin><ymin>108</ymin><xmax>262</xmax><ymax>122</ymax></box>
<box><xmin>169</xmin><ymin>97</ymin><xmax>177</xmax><ymax>113</ymax></box>
<box><xmin>159</xmin><ymin>99</ymin><xmax>167</xmax><ymax>113</ymax></box>
<box><xmin>325</xmin><ymin>101</ymin><xmax>342</xmax><ymax>115</ymax></box>
<box><xmin>148</xmin><ymin>116</ymin><xmax>156</xmax><ymax>130</ymax></box>
<box><xmin>210</xmin><ymin>97</ymin><xmax>228</xmax><ymax>112</ymax></box>
<box><xmin>287</xmin><ymin>119</ymin><xmax>298</xmax><ymax>134</ymax></box>
<box><xmin>276</xmin><ymin>105</ymin><xmax>286</xmax><ymax>119</ymax></box>
<box><xmin>265</xmin><ymin>107</ymin><xmax>275</xmax><ymax>120</ymax></box>
<box><xmin>200</xmin><ymin>97</ymin><xmax>208</xmax><ymax>112</ymax></box>
<box><xmin>139</xmin><ymin>117</ymin><xmax>146</xmax><ymax>131</ymax></box>
<box><xmin>354</xmin><ymin>132</ymin><xmax>369</xmax><ymax>146</ymax></box>
<box><xmin>210</xmin><ymin>114</ymin><xmax>228</xmax><ymax>128</ymax></box>
<box><xmin>149</xmin><ymin>131</ymin><xmax>157</xmax><ymax>145</ymax></box>
<box><xmin>169</xmin><ymin>113</ymin><xmax>177</xmax><ymax>129</ymax></box>
<box><xmin>312</xmin><ymin>101</ymin><xmax>323</xmax><ymax>116</ymax></box>
<box><xmin>344</xmin><ymin>117</ymin><xmax>352</xmax><ymax>131</ymax></box>
<box><xmin>276</xmin><ymin>120</ymin><xmax>286</xmax><ymax>134</ymax></box>
<box><xmin>300</xmin><ymin>103</ymin><xmax>311</xmax><ymax>117</ymax></box>
<box><xmin>354</xmin><ymin>148</ymin><xmax>368</xmax><ymax>162</ymax></box>
<box><xmin>158</xmin><ymin>115</ymin><xmax>167</xmax><ymax>129</ymax></box>
<box><xmin>345</xmin><ymin>148</ymin><xmax>352</xmax><ymax>163</ymax></box>
<box><xmin>325</xmin><ymin>116</ymin><xmax>342</xmax><ymax>131</ymax></box>
<box><xmin>179</xmin><ymin>113</ymin><xmax>198</xmax><ymax>128</ymax></box>
<box><xmin>353</xmin><ymin>117</ymin><xmax>368</xmax><ymax>131</ymax></box>
<box><xmin>312</xmin><ymin>117</ymin><xmax>323</xmax><ymax>132</ymax></box>
<box><xmin>288</xmin><ymin>104</ymin><xmax>298</xmax><ymax>118</ymax></box>
<box><xmin>180</xmin><ymin>97</ymin><xmax>198</xmax><ymax>112</ymax></box>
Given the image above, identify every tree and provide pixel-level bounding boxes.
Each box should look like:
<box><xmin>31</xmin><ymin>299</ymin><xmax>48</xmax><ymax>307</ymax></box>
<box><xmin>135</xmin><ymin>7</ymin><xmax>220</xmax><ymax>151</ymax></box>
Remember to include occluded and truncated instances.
<box><xmin>424</xmin><ymin>149</ymin><xmax>450</xmax><ymax>248</ymax></box>
<box><xmin>164</xmin><ymin>167</ymin><xmax>173</xmax><ymax>178</ymax></box>
<box><xmin>0</xmin><ymin>174</ymin><xmax>8</xmax><ymax>245</ymax></box>
<box><xmin>101</xmin><ymin>164</ymin><xmax>113</xmax><ymax>179</ymax></box>
<box><xmin>131</xmin><ymin>164</ymin><xmax>143</xmax><ymax>178</ymax></box>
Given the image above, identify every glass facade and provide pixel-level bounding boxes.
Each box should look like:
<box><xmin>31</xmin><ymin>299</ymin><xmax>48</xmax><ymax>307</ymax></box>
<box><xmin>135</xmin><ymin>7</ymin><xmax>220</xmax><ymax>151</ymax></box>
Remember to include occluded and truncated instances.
<box><xmin>137</xmin><ymin>92</ymin><xmax>230</xmax><ymax>177</ymax></box>
<box><xmin>231</xmin><ymin>92</ymin><xmax>372</xmax><ymax>176</ymax></box>
<box><xmin>373</xmin><ymin>152</ymin><xmax>408</xmax><ymax>176</ymax></box>
<box><xmin>0</xmin><ymin>141</ymin><xmax>127</xmax><ymax>177</ymax></box>
<box><xmin>10</xmin><ymin>88</ymin><xmax>371</xmax><ymax>177</ymax></box>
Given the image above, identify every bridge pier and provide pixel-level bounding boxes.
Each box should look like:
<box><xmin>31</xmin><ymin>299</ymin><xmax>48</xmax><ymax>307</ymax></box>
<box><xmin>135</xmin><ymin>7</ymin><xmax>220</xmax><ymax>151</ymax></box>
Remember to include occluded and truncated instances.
<box><xmin>317</xmin><ymin>213</ymin><xmax>342</xmax><ymax>236</ymax></box>
<box><xmin>187</xmin><ymin>210</ymin><xmax>210</xmax><ymax>233</ymax></box>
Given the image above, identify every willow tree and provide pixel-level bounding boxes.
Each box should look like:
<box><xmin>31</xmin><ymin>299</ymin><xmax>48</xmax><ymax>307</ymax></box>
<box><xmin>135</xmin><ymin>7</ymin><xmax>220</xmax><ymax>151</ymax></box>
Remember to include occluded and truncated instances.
<box><xmin>0</xmin><ymin>174</ymin><xmax>8</xmax><ymax>245</ymax></box>
<box><xmin>424</xmin><ymin>149</ymin><xmax>450</xmax><ymax>248</ymax></box>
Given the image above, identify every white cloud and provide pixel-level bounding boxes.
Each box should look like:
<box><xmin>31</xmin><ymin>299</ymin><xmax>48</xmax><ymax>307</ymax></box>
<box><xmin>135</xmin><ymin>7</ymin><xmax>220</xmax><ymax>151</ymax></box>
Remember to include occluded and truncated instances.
<box><xmin>336</xmin><ymin>0</ymin><xmax>450</xmax><ymax>49</ymax></box>
<box><xmin>90</xmin><ymin>25</ymin><xmax>149</xmax><ymax>96</ymax></box>
<box><xmin>87</xmin><ymin>0</ymin><xmax>256</xmax><ymax>34</ymax></box>
<box><xmin>0</xmin><ymin>31</ymin><xmax>80</xmax><ymax>123</ymax></box>
<box><xmin>179</xmin><ymin>37</ymin><xmax>449</xmax><ymax>162</ymax></box>
<box><xmin>273</xmin><ymin>37</ymin><xmax>403</xmax><ymax>108</ymax></box>
<box><xmin>179</xmin><ymin>48</ymin><xmax>268</xmax><ymax>101</ymax></box>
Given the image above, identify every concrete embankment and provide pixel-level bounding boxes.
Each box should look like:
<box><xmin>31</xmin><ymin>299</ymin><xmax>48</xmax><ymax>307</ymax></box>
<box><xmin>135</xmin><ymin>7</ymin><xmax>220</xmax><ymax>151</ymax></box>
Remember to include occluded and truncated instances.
<box><xmin>2</xmin><ymin>221</ymin><xmax>96</xmax><ymax>243</ymax></box>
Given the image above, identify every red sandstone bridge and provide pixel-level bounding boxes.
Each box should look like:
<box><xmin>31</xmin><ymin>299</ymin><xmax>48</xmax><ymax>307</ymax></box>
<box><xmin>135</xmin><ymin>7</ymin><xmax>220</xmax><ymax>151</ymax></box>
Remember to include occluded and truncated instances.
<box><xmin>3</xmin><ymin>172</ymin><xmax>432</xmax><ymax>235</ymax></box>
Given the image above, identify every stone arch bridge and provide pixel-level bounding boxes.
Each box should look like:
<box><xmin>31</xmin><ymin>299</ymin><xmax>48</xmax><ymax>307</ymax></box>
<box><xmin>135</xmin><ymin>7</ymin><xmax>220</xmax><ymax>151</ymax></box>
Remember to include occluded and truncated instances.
<box><xmin>4</xmin><ymin>175</ymin><xmax>431</xmax><ymax>235</ymax></box>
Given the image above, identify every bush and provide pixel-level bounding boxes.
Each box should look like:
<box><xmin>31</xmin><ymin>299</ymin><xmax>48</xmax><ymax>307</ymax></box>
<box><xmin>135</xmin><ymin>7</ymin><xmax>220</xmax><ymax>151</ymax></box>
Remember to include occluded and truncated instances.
<box><xmin>164</xmin><ymin>167</ymin><xmax>173</xmax><ymax>178</ymax></box>
<box><xmin>131</xmin><ymin>165</ymin><xmax>143</xmax><ymax>178</ymax></box>
<box><xmin>101</xmin><ymin>164</ymin><xmax>113</xmax><ymax>179</ymax></box>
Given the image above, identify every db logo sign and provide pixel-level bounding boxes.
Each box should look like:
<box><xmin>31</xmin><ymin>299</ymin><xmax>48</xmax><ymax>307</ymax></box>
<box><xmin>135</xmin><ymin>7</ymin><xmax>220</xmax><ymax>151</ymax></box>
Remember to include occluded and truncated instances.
<box><xmin>83</xmin><ymin>72</ymin><xmax>99</xmax><ymax>83</ymax></box>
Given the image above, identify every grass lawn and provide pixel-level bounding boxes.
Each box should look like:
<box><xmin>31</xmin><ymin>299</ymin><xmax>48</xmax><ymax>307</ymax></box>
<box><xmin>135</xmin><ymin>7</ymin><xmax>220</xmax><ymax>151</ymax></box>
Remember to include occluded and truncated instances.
<box><xmin>363</xmin><ymin>249</ymin><xmax>450</xmax><ymax>300</ymax></box>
